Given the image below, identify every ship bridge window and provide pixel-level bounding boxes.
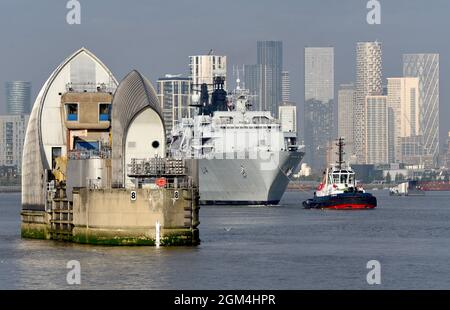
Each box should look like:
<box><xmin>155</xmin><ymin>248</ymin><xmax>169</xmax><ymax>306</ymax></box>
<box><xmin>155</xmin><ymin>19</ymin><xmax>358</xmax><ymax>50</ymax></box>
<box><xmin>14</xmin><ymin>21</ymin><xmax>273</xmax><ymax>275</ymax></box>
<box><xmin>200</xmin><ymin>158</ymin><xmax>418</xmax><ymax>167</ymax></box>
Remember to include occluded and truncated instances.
<box><xmin>332</xmin><ymin>173</ymin><xmax>340</xmax><ymax>183</ymax></box>
<box><xmin>65</xmin><ymin>103</ymin><xmax>78</xmax><ymax>121</ymax></box>
<box><xmin>252</xmin><ymin>116</ymin><xmax>270</xmax><ymax>124</ymax></box>
<box><xmin>219</xmin><ymin>116</ymin><xmax>233</xmax><ymax>124</ymax></box>
<box><xmin>348</xmin><ymin>175</ymin><xmax>355</xmax><ymax>184</ymax></box>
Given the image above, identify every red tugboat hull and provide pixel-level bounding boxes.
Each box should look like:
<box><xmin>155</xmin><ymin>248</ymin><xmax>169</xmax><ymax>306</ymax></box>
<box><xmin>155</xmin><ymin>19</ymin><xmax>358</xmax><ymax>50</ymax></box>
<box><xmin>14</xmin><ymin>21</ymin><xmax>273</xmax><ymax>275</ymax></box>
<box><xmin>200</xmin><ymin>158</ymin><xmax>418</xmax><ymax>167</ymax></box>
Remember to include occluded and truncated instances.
<box><xmin>303</xmin><ymin>193</ymin><xmax>377</xmax><ymax>210</ymax></box>
<box><xmin>322</xmin><ymin>203</ymin><xmax>376</xmax><ymax>210</ymax></box>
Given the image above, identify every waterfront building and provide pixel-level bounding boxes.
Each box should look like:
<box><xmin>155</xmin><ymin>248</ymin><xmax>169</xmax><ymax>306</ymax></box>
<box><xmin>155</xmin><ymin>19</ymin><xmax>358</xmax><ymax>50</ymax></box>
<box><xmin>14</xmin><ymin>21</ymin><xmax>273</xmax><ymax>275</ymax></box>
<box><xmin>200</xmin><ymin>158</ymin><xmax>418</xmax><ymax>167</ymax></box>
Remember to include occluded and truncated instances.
<box><xmin>365</xmin><ymin>96</ymin><xmax>388</xmax><ymax>164</ymax></box>
<box><xmin>157</xmin><ymin>75</ymin><xmax>192</xmax><ymax>136</ymax></box>
<box><xmin>403</xmin><ymin>53</ymin><xmax>440</xmax><ymax>167</ymax></box>
<box><xmin>354</xmin><ymin>42</ymin><xmax>383</xmax><ymax>164</ymax></box>
<box><xmin>304</xmin><ymin>47</ymin><xmax>334</xmax><ymax>172</ymax></box>
<box><xmin>0</xmin><ymin>114</ymin><xmax>29</xmax><ymax>173</ymax></box>
<box><xmin>5</xmin><ymin>81</ymin><xmax>31</xmax><ymax>115</ymax></box>
<box><xmin>386</xmin><ymin>77</ymin><xmax>420</xmax><ymax>163</ymax></box>
<box><xmin>278</xmin><ymin>101</ymin><xmax>296</xmax><ymax>133</ymax></box>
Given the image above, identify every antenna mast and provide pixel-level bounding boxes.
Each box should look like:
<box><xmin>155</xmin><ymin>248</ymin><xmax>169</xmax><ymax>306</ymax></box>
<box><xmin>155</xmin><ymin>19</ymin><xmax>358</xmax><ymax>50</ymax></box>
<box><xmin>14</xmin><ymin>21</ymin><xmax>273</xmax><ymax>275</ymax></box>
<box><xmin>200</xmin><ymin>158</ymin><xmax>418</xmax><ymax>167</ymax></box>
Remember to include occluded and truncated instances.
<box><xmin>336</xmin><ymin>137</ymin><xmax>346</xmax><ymax>169</ymax></box>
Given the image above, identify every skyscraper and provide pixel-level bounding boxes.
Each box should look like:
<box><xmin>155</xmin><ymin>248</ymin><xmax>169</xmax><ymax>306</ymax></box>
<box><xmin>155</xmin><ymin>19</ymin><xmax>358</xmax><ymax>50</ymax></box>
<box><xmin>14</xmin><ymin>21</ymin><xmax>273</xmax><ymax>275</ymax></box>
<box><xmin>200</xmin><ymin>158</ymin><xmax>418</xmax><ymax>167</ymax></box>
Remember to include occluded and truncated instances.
<box><xmin>338</xmin><ymin>83</ymin><xmax>355</xmax><ymax>145</ymax></box>
<box><xmin>5</xmin><ymin>81</ymin><xmax>31</xmax><ymax>115</ymax></box>
<box><xmin>387</xmin><ymin>77</ymin><xmax>420</xmax><ymax>163</ymax></box>
<box><xmin>243</xmin><ymin>64</ymin><xmax>262</xmax><ymax>110</ymax></box>
<box><xmin>257</xmin><ymin>41</ymin><xmax>282</xmax><ymax>116</ymax></box>
<box><xmin>304</xmin><ymin>47</ymin><xmax>334</xmax><ymax>172</ymax></box>
<box><xmin>281</xmin><ymin>71</ymin><xmax>290</xmax><ymax>102</ymax></box>
<box><xmin>157</xmin><ymin>75</ymin><xmax>192</xmax><ymax>136</ymax></box>
<box><xmin>403</xmin><ymin>53</ymin><xmax>439</xmax><ymax>167</ymax></box>
<box><xmin>354</xmin><ymin>42</ymin><xmax>382</xmax><ymax>164</ymax></box>
<box><xmin>365</xmin><ymin>96</ymin><xmax>388</xmax><ymax>164</ymax></box>
<box><xmin>189</xmin><ymin>54</ymin><xmax>227</xmax><ymax>93</ymax></box>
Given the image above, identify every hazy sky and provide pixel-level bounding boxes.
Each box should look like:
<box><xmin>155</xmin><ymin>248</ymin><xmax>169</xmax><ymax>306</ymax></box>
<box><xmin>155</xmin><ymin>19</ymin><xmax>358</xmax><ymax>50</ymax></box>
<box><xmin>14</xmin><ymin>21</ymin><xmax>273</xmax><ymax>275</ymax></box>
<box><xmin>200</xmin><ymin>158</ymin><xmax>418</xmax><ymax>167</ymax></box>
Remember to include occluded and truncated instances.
<box><xmin>0</xmin><ymin>0</ymin><xmax>448</xmax><ymax>146</ymax></box>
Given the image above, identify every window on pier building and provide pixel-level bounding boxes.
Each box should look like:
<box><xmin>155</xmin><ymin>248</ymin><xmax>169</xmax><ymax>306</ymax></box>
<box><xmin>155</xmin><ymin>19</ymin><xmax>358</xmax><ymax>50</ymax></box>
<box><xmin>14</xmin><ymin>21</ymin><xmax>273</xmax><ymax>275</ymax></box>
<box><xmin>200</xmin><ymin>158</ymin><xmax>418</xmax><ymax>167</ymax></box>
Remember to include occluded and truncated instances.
<box><xmin>99</xmin><ymin>103</ymin><xmax>111</xmax><ymax>121</ymax></box>
<box><xmin>66</xmin><ymin>103</ymin><xmax>78</xmax><ymax>121</ymax></box>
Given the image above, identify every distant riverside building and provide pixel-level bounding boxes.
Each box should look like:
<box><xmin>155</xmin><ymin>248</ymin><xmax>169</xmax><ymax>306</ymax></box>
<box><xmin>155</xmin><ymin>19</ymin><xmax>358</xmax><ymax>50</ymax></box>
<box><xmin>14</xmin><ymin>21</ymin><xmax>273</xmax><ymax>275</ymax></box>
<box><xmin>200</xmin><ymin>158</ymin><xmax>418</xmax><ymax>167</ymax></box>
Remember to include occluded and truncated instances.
<box><xmin>281</xmin><ymin>71</ymin><xmax>290</xmax><ymax>102</ymax></box>
<box><xmin>403</xmin><ymin>53</ymin><xmax>440</xmax><ymax>167</ymax></box>
<box><xmin>304</xmin><ymin>47</ymin><xmax>334</xmax><ymax>172</ymax></box>
<box><xmin>6</xmin><ymin>81</ymin><xmax>31</xmax><ymax>114</ymax></box>
<box><xmin>157</xmin><ymin>75</ymin><xmax>192</xmax><ymax>136</ymax></box>
<box><xmin>387</xmin><ymin>77</ymin><xmax>420</xmax><ymax>163</ymax></box>
<box><xmin>338</xmin><ymin>83</ymin><xmax>355</xmax><ymax>145</ymax></box>
<box><xmin>189</xmin><ymin>53</ymin><xmax>227</xmax><ymax>93</ymax></box>
<box><xmin>278</xmin><ymin>102</ymin><xmax>296</xmax><ymax>133</ymax></box>
<box><xmin>354</xmin><ymin>42</ymin><xmax>382</xmax><ymax>164</ymax></box>
<box><xmin>257</xmin><ymin>41</ymin><xmax>283</xmax><ymax>117</ymax></box>
<box><xmin>365</xmin><ymin>96</ymin><xmax>388</xmax><ymax>164</ymax></box>
<box><xmin>0</xmin><ymin>114</ymin><xmax>29</xmax><ymax>174</ymax></box>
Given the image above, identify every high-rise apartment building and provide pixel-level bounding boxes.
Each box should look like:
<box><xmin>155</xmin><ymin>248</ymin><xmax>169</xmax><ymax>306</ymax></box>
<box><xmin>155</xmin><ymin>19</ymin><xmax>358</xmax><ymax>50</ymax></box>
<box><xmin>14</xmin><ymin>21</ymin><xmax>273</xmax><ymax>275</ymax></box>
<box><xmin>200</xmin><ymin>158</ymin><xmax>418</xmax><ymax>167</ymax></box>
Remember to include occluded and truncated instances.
<box><xmin>0</xmin><ymin>114</ymin><xmax>29</xmax><ymax>173</ymax></box>
<box><xmin>189</xmin><ymin>54</ymin><xmax>227</xmax><ymax>94</ymax></box>
<box><xmin>354</xmin><ymin>42</ymin><xmax>382</xmax><ymax>164</ymax></box>
<box><xmin>365</xmin><ymin>96</ymin><xmax>388</xmax><ymax>164</ymax></box>
<box><xmin>304</xmin><ymin>47</ymin><xmax>334</xmax><ymax>172</ymax></box>
<box><xmin>281</xmin><ymin>71</ymin><xmax>290</xmax><ymax>102</ymax></box>
<box><xmin>338</xmin><ymin>83</ymin><xmax>355</xmax><ymax>145</ymax></box>
<box><xmin>403</xmin><ymin>53</ymin><xmax>439</xmax><ymax>167</ymax></box>
<box><xmin>157</xmin><ymin>75</ymin><xmax>192</xmax><ymax>136</ymax></box>
<box><xmin>6</xmin><ymin>81</ymin><xmax>31</xmax><ymax>115</ymax></box>
<box><xmin>387</xmin><ymin>77</ymin><xmax>420</xmax><ymax>163</ymax></box>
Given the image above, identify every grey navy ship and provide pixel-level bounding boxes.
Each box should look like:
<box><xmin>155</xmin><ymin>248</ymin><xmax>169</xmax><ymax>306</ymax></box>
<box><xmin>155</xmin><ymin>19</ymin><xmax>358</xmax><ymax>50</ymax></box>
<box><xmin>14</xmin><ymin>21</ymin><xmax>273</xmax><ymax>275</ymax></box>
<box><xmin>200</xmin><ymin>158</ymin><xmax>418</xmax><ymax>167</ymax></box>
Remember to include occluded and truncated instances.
<box><xmin>169</xmin><ymin>76</ymin><xmax>304</xmax><ymax>205</ymax></box>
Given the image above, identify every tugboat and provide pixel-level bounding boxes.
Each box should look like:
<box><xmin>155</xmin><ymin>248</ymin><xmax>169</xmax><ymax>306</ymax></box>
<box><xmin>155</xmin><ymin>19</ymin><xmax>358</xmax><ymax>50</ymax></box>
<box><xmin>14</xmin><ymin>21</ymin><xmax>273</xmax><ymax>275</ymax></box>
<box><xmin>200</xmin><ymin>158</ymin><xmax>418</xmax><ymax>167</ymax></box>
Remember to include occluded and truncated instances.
<box><xmin>303</xmin><ymin>138</ymin><xmax>377</xmax><ymax>210</ymax></box>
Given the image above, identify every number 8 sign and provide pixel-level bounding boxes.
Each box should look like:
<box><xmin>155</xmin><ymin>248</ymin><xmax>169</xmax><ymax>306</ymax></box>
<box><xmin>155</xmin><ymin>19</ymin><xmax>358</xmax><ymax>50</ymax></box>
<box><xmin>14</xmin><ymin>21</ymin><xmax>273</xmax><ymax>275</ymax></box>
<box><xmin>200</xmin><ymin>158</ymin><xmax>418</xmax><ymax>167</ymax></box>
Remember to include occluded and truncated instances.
<box><xmin>130</xmin><ymin>191</ymin><xmax>137</xmax><ymax>201</ymax></box>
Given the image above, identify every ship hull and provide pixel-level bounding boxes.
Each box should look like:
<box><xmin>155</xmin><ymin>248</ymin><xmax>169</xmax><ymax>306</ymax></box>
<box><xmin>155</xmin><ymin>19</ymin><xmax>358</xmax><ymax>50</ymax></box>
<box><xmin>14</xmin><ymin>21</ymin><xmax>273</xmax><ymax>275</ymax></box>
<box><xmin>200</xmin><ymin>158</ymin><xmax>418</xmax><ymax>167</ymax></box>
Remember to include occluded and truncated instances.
<box><xmin>303</xmin><ymin>193</ymin><xmax>377</xmax><ymax>210</ymax></box>
<box><xmin>198</xmin><ymin>151</ymin><xmax>303</xmax><ymax>205</ymax></box>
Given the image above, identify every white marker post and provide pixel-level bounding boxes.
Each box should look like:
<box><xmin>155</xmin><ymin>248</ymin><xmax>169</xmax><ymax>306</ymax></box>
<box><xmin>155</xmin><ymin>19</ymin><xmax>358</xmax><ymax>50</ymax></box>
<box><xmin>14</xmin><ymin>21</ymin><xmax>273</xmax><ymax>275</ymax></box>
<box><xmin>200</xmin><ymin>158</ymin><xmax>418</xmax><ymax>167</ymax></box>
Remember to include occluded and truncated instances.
<box><xmin>155</xmin><ymin>220</ymin><xmax>161</xmax><ymax>248</ymax></box>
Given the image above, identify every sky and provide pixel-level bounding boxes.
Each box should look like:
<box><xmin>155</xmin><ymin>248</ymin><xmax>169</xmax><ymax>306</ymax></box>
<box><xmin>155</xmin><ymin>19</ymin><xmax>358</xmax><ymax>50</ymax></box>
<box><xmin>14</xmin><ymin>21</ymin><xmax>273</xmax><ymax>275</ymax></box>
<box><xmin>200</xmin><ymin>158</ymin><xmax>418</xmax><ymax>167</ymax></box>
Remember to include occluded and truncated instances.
<box><xmin>0</xmin><ymin>0</ymin><xmax>449</xmax><ymax>148</ymax></box>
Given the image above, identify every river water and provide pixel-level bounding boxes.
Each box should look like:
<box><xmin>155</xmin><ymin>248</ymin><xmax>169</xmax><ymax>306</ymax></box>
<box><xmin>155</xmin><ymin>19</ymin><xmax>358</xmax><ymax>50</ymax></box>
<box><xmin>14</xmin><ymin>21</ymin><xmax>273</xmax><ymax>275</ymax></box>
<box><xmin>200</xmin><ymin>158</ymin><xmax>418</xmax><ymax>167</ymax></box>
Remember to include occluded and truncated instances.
<box><xmin>1</xmin><ymin>190</ymin><xmax>450</xmax><ymax>289</ymax></box>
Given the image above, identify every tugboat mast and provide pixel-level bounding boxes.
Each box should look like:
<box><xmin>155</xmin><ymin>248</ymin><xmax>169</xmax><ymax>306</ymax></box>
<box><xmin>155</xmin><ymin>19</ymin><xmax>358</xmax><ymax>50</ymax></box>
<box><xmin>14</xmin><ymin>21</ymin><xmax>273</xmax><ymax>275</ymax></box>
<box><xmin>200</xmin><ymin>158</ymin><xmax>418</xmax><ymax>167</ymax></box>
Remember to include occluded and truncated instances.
<box><xmin>336</xmin><ymin>137</ymin><xmax>345</xmax><ymax>169</ymax></box>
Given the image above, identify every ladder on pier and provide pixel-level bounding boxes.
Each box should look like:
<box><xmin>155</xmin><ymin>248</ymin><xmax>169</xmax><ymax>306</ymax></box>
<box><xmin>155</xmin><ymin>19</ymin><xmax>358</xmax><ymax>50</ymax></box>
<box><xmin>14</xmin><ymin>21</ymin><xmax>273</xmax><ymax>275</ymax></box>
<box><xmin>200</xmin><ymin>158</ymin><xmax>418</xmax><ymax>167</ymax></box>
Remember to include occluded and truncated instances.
<box><xmin>50</xmin><ymin>187</ymin><xmax>74</xmax><ymax>240</ymax></box>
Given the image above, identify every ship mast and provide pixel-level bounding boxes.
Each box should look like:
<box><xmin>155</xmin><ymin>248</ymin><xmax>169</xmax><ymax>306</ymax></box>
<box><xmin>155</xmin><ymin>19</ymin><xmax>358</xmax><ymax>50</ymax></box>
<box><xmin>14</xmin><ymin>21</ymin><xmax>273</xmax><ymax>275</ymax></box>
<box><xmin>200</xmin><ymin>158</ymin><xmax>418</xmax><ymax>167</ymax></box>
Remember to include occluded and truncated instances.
<box><xmin>336</xmin><ymin>137</ymin><xmax>345</xmax><ymax>169</ymax></box>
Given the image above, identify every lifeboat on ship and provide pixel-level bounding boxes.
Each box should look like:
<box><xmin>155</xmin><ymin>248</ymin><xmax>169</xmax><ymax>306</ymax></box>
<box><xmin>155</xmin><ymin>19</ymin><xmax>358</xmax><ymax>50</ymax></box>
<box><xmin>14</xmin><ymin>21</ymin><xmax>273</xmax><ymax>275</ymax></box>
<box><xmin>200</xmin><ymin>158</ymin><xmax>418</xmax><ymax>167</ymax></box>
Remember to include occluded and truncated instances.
<box><xmin>302</xmin><ymin>138</ymin><xmax>377</xmax><ymax>210</ymax></box>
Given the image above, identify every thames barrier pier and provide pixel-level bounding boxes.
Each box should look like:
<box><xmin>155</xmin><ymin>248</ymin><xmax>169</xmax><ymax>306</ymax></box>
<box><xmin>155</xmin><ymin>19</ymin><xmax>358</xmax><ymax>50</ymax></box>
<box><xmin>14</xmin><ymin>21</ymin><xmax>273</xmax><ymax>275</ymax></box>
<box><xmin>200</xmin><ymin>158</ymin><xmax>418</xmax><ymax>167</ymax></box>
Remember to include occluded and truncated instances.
<box><xmin>20</xmin><ymin>48</ymin><xmax>200</xmax><ymax>245</ymax></box>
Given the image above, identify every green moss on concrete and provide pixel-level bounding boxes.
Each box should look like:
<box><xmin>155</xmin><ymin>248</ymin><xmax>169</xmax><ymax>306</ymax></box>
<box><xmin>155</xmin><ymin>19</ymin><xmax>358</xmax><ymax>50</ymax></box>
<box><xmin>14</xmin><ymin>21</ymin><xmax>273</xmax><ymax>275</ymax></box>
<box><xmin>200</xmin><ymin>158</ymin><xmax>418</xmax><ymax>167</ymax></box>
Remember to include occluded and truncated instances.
<box><xmin>72</xmin><ymin>233</ymin><xmax>157</xmax><ymax>246</ymax></box>
<box><xmin>21</xmin><ymin>225</ymin><xmax>49</xmax><ymax>240</ymax></box>
<box><xmin>71</xmin><ymin>229</ymin><xmax>200</xmax><ymax>246</ymax></box>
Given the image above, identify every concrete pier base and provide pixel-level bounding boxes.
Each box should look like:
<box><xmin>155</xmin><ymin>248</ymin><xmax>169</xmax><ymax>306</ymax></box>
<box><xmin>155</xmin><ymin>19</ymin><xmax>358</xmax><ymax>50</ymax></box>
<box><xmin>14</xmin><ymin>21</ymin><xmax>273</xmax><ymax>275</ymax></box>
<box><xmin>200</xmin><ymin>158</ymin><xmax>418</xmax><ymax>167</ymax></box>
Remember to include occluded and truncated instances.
<box><xmin>21</xmin><ymin>187</ymin><xmax>200</xmax><ymax>246</ymax></box>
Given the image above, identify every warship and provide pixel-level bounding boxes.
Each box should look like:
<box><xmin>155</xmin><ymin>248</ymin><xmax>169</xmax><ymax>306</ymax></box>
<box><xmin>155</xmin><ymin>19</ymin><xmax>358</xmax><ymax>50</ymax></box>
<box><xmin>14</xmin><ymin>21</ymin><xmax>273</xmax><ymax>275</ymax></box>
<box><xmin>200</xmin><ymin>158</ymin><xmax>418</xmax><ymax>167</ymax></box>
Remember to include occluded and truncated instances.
<box><xmin>169</xmin><ymin>77</ymin><xmax>304</xmax><ymax>205</ymax></box>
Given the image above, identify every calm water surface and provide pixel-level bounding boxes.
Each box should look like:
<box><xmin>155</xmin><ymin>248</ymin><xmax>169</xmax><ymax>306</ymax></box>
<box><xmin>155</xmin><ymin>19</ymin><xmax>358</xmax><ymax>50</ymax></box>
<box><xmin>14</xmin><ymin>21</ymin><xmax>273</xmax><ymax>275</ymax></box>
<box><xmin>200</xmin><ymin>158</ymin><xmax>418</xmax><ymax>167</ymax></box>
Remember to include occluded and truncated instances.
<box><xmin>1</xmin><ymin>190</ymin><xmax>450</xmax><ymax>289</ymax></box>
